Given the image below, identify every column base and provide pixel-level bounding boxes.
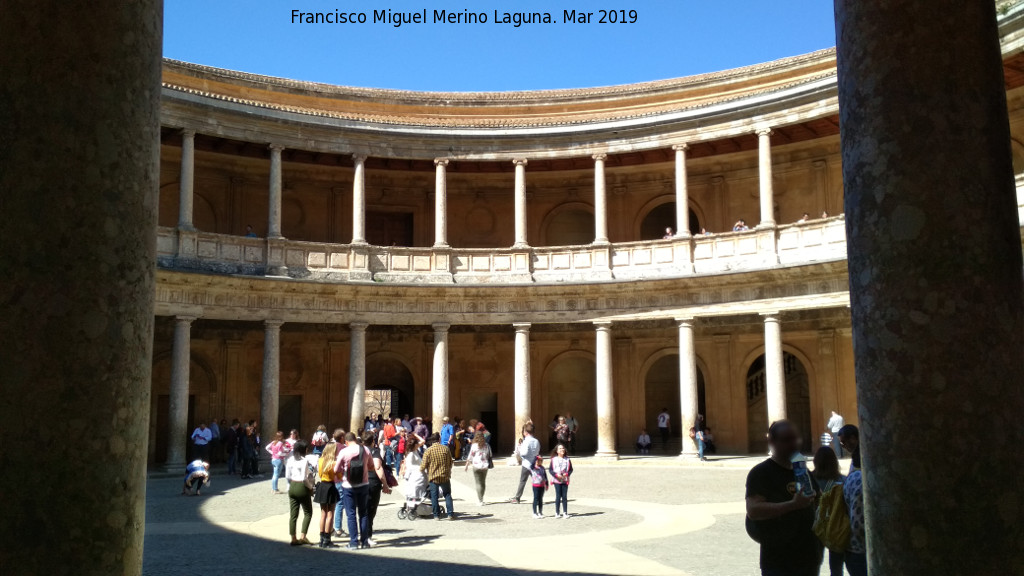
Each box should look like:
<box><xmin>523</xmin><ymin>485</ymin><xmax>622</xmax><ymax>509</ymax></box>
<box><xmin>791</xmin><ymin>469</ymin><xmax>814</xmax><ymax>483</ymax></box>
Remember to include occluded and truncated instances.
<box><xmin>756</xmin><ymin>221</ymin><xmax>777</xmax><ymax>230</ymax></box>
<box><xmin>265</xmin><ymin>266</ymin><xmax>289</xmax><ymax>278</ymax></box>
<box><xmin>162</xmin><ymin>461</ymin><xmax>186</xmax><ymax>474</ymax></box>
<box><xmin>432</xmin><ymin>242</ymin><xmax>450</xmax><ymax>249</ymax></box>
<box><xmin>592</xmin><ymin>451</ymin><xmax>619</xmax><ymax>461</ymax></box>
<box><xmin>592</xmin><ymin>238</ymin><xmax>610</xmax><ymax>246</ymax></box>
<box><xmin>511</xmin><ymin>242</ymin><xmax>531</xmax><ymax>250</ymax></box>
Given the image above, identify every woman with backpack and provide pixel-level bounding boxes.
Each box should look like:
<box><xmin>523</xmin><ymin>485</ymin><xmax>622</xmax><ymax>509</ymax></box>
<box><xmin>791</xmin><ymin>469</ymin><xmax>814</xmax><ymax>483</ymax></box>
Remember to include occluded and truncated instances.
<box><xmin>284</xmin><ymin>441</ymin><xmax>316</xmax><ymax>546</ymax></box>
<box><xmin>464</xmin><ymin>431</ymin><xmax>493</xmax><ymax>505</ymax></box>
<box><xmin>812</xmin><ymin>446</ymin><xmax>846</xmax><ymax>576</ymax></box>
<box><xmin>549</xmin><ymin>443</ymin><xmax>573</xmax><ymax>518</ymax></box>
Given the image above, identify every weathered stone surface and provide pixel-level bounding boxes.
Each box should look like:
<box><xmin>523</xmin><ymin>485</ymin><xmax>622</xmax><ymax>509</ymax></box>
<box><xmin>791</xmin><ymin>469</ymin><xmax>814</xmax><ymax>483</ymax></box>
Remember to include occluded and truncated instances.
<box><xmin>835</xmin><ymin>1</ymin><xmax>1024</xmax><ymax>574</ymax></box>
<box><xmin>0</xmin><ymin>0</ymin><xmax>162</xmax><ymax>573</ymax></box>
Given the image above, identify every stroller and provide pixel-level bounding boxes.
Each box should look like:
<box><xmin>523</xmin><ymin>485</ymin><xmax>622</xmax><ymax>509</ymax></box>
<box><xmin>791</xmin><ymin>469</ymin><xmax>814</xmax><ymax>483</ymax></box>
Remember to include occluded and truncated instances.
<box><xmin>396</xmin><ymin>488</ymin><xmax>446</xmax><ymax>521</ymax></box>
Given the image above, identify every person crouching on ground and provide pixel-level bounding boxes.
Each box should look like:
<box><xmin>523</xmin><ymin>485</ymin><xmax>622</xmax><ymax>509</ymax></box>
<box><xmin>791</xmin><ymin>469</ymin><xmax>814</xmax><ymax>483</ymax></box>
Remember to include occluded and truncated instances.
<box><xmin>530</xmin><ymin>455</ymin><xmax>551</xmax><ymax>519</ymax></box>
<box><xmin>284</xmin><ymin>441</ymin><xmax>316</xmax><ymax>546</ymax></box>
<box><xmin>182</xmin><ymin>460</ymin><xmax>210</xmax><ymax>496</ymax></box>
<box><xmin>549</xmin><ymin>444</ymin><xmax>573</xmax><ymax>518</ymax></box>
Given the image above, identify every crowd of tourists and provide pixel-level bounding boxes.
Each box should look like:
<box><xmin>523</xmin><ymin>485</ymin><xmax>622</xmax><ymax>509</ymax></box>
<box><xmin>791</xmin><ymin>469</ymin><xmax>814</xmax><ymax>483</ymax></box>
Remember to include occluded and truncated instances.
<box><xmin>745</xmin><ymin>418</ymin><xmax>866</xmax><ymax>576</ymax></box>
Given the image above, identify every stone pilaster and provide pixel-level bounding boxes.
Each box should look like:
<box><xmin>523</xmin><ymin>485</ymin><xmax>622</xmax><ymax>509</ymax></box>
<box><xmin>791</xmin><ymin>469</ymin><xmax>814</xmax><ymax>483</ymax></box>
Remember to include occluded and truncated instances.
<box><xmin>835</xmin><ymin>1</ymin><xmax>1024</xmax><ymax>572</ymax></box>
<box><xmin>513</xmin><ymin>159</ymin><xmax>529</xmax><ymax>248</ymax></box>
<box><xmin>431</xmin><ymin>322</ymin><xmax>450</xmax><ymax>426</ymax></box>
<box><xmin>352</xmin><ymin>155</ymin><xmax>367</xmax><ymax>245</ymax></box>
<box><xmin>673</xmin><ymin>144</ymin><xmax>691</xmax><ymax>238</ymax></box>
<box><xmin>761</xmin><ymin>312</ymin><xmax>786</xmax><ymax>424</ymax></box>
<box><xmin>348</xmin><ymin>322</ymin><xmax>368</xmax><ymax>432</ymax></box>
<box><xmin>593</xmin><ymin>154</ymin><xmax>609</xmax><ymax>245</ymax></box>
<box><xmin>260</xmin><ymin>320</ymin><xmax>284</xmax><ymax>453</ymax></box>
<box><xmin>167</xmin><ymin>316</ymin><xmax>195</xmax><ymax>468</ymax></box>
<box><xmin>677</xmin><ymin>317</ymin><xmax>699</xmax><ymax>456</ymax></box>
<box><xmin>756</xmin><ymin>128</ymin><xmax>776</xmax><ymax>229</ymax></box>
<box><xmin>178</xmin><ymin>130</ymin><xmax>196</xmax><ymax>231</ymax></box>
<box><xmin>594</xmin><ymin>321</ymin><xmax>618</xmax><ymax>459</ymax></box>
<box><xmin>513</xmin><ymin>323</ymin><xmax>532</xmax><ymax>438</ymax></box>
<box><xmin>434</xmin><ymin>159</ymin><xmax>449</xmax><ymax>248</ymax></box>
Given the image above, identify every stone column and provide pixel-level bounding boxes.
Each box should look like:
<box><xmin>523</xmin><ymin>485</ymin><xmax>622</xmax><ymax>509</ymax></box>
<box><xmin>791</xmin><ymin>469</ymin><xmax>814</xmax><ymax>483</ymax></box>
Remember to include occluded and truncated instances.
<box><xmin>268</xmin><ymin>144</ymin><xmax>284</xmax><ymax>239</ymax></box>
<box><xmin>513</xmin><ymin>159</ymin><xmax>529</xmax><ymax>248</ymax></box>
<box><xmin>432</xmin><ymin>323</ymin><xmax>450</xmax><ymax>426</ymax></box>
<box><xmin>756</xmin><ymin>128</ymin><xmax>776</xmax><ymax>228</ymax></box>
<box><xmin>593</xmin><ymin>154</ymin><xmax>609</xmax><ymax>244</ymax></box>
<box><xmin>167</xmin><ymin>316</ymin><xmax>195</xmax><ymax>467</ymax></box>
<box><xmin>835</xmin><ymin>2</ymin><xmax>1024</xmax><ymax>573</ymax></box>
<box><xmin>594</xmin><ymin>321</ymin><xmax>618</xmax><ymax>458</ymax></box>
<box><xmin>434</xmin><ymin>159</ymin><xmax>449</xmax><ymax>248</ymax></box>
<box><xmin>677</xmin><ymin>317</ymin><xmax>699</xmax><ymax>456</ymax></box>
<box><xmin>513</xmin><ymin>323</ymin><xmax>532</xmax><ymax>438</ymax></box>
<box><xmin>348</xmin><ymin>322</ymin><xmax>368</xmax><ymax>433</ymax></box>
<box><xmin>0</xmin><ymin>0</ymin><xmax>161</xmax><ymax>570</ymax></box>
<box><xmin>761</xmin><ymin>313</ymin><xmax>786</xmax><ymax>424</ymax></box>
<box><xmin>673</xmin><ymin>144</ymin><xmax>691</xmax><ymax>238</ymax></box>
<box><xmin>178</xmin><ymin>130</ymin><xmax>196</xmax><ymax>231</ymax></box>
<box><xmin>352</xmin><ymin>155</ymin><xmax>367</xmax><ymax>245</ymax></box>
<box><xmin>260</xmin><ymin>320</ymin><xmax>284</xmax><ymax>452</ymax></box>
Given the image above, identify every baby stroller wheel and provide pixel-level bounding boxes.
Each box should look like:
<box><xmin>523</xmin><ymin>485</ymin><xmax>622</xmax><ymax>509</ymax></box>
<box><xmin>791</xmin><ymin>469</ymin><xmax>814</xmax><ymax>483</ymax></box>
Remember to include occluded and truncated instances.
<box><xmin>439</xmin><ymin>506</ymin><xmax>446</xmax><ymax>515</ymax></box>
<box><xmin>397</xmin><ymin>507</ymin><xmax>407</xmax><ymax>520</ymax></box>
<box><xmin>408</xmin><ymin>510</ymin><xmax>418</xmax><ymax>521</ymax></box>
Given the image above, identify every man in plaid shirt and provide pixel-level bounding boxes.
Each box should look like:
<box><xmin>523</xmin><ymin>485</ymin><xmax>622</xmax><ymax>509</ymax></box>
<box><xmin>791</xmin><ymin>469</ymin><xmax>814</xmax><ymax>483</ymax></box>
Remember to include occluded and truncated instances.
<box><xmin>420</xmin><ymin>433</ymin><xmax>456</xmax><ymax>520</ymax></box>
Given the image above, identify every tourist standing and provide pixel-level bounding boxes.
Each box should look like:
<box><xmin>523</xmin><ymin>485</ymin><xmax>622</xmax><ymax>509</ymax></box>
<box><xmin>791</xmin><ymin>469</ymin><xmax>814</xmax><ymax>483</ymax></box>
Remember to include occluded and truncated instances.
<box><xmin>238</xmin><ymin>424</ymin><xmax>257</xmax><ymax>480</ymax></box>
<box><xmin>400</xmin><ymin>433</ymin><xmax>427</xmax><ymax>515</ymax></box>
<box><xmin>439</xmin><ymin>417</ymin><xmax>455</xmax><ymax>455</ymax></box>
<box><xmin>564</xmin><ymin>412</ymin><xmax>579</xmax><ymax>455</ymax></box>
<box><xmin>509</xmin><ymin>423</ymin><xmax>541</xmax><ymax>504</ymax></box>
<box><xmin>265</xmin><ymin>431</ymin><xmax>288</xmax><ymax>494</ymax></box>
<box><xmin>420</xmin><ymin>432</ymin><xmax>456</xmax><ymax>520</ymax></box>
<box><xmin>843</xmin><ymin>463</ymin><xmax>867</xmax><ymax>576</ymax></box>
<box><xmin>812</xmin><ymin>446</ymin><xmax>846</xmax><ymax>576</ymax></box>
<box><xmin>549</xmin><ymin>444</ymin><xmax>573</xmax><ymax>518</ymax></box>
<box><xmin>636</xmin><ymin>428</ymin><xmax>652</xmax><ymax>454</ymax></box>
<box><xmin>826</xmin><ymin>411</ymin><xmax>845</xmax><ymax>457</ymax></box>
<box><xmin>311</xmin><ymin>424</ymin><xmax>328</xmax><ymax>456</ymax></box>
<box><xmin>329</xmin><ymin>429</ymin><xmax>348</xmax><ymax>539</ymax></box>
<box><xmin>745</xmin><ymin>420</ymin><xmax>819</xmax><ymax>576</ymax></box>
<box><xmin>209</xmin><ymin>419</ymin><xmax>222</xmax><ymax>463</ymax></box>
<box><xmin>361</xmin><ymin>431</ymin><xmax>392</xmax><ymax>548</ymax></box>
<box><xmin>413</xmin><ymin>417</ymin><xmax>429</xmax><ymax>439</ymax></box>
<box><xmin>313</xmin><ymin>441</ymin><xmax>340</xmax><ymax>548</ymax></box>
<box><xmin>284</xmin><ymin>440</ymin><xmax>315</xmax><ymax>546</ymax></box>
<box><xmin>190</xmin><ymin>422</ymin><xmax>213</xmax><ymax>461</ymax></box>
<box><xmin>657</xmin><ymin>407</ymin><xmax>671</xmax><ymax>447</ymax></box>
<box><xmin>464</xmin><ymin>431</ymin><xmax>493</xmax><ymax>505</ymax></box>
<box><xmin>223</xmin><ymin>420</ymin><xmax>240</xmax><ymax>475</ymax></box>
<box><xmin>553</xmin><ymin>416</ymin><xmax>571</xmax><ymax>451</ymax></box>
<box><xmin>696</xmin><ymin>427</ymin><xmax>708</xmax><ymax>462</ymax></box>
<box><xmin>837</xmin><ymin>425</ymin><xmax>860</xmax><ymax>472</ymax></box>
<box><xmin>335</xmin><ymin>432</ymin><xmax>372</xmax><ymax>549</ymax></box>
<box><xmin>530</xmin><ymin>455</ymin><xmax>550</xmax><ymax>518</ymax></box>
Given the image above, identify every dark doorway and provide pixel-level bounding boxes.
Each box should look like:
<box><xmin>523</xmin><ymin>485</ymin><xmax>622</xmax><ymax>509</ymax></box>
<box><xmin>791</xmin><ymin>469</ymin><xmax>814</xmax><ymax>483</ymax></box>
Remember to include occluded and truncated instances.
<box><xmin>746</xmin><ymin>353</ymin><xmax>812</xmax><ymax>454</ymax></box>
<box><xmin>278</xmin><ymin>395</ymin><xmax>302</xmax><ymax>437</ymax></box>
<box><xmin>367</xmin><ymin>211</ymin><xmax>414</xmax><ymax>247</ymax></box>
<box><xmin>640</xmin><ymin>202</ymin><xmax>701</xmax><ymax>239</ymax></box>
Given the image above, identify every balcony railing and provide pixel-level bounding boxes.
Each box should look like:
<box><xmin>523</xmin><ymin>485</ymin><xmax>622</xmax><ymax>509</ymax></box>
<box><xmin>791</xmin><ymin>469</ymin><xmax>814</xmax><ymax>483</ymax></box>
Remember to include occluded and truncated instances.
<box><xmin>158</xmin><ymin>217</ymin><xmax>853</xmax><ymax>284</ymax></box>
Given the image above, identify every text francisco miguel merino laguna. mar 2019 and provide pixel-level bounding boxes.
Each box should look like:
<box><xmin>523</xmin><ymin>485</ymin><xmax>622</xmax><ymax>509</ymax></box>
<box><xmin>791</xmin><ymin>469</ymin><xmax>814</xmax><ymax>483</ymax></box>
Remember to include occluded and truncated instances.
<box><xmin>290</xmin><ymin>7</ymin><xmax>640</xmax><ymax>27</ymax></box>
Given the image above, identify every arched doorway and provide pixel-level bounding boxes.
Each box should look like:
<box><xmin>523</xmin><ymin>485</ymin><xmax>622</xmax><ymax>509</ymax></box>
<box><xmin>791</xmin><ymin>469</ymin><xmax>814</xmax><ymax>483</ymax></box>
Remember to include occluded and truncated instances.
<box><xmin>643</xmin><ymin>354</ymin><xmax>706</xmax><ymax>452</ymax></box>
<box><xmin>544</xmin><ymin>354</ymin><xmax>597</xmax><ymax>454</ymax></box>
<box><xmin>543</xmin><ymin>205</ymin><xmax>595</xmax><ymax>246</ymax></box>
<box><xmin>639</xmin><ymin>202</ymin><xmax>701</xmax><ymax>239</ymax></box>
<box><xmin>365</xmin><ymin>354</ymin><xmax>415</xmax><ymax>420</ymax></box>
<box><xmin>746</xmin><ymin>352</ymin><xmax>811</xmax><ymax>454</ymax></box>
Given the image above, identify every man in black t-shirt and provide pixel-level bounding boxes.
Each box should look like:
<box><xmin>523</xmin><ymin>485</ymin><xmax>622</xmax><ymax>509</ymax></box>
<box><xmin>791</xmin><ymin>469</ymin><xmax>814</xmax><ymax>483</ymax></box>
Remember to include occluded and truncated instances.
<box><xmin>745</xmin><ymin>420</ymin><xmax>819</xmax><ymax>576</ymax></box>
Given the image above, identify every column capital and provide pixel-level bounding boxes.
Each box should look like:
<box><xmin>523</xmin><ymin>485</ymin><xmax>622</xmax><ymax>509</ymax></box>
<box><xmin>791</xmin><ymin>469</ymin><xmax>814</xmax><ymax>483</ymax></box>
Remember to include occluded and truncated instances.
<box><xmin>349</xmin><ymin>321</ymin><xmax>369</xmax><ymax>332</ymax></box>
<box><xmin>676</xmin><ymin>316</ymin><xmax>697</xmax><ymax>327</ymax></box>
<box><xmin>755</xmin><ymin>127</ymin><xmax>774</xmax><ymax>137</ymax></box>
<box><xmin>432</xmin><ymin>322</ymin><xmax>451</xmax><ymax>333</ymax></box>
<box><xmin>174</xmin><ymin>315</ymin><xmax>197</xmax><ymax>325</ymax></box>
<box><xmin>181</xmin><ymin>129</ymin><xmax>196</xmax><ymax>139</ymax></box>
<box><xmin>760</xmin><ymin>311</ymin><xmax>782</xmax><ymax>321</ymax></box>
<box><xmin>592</xmin><ymin>153</ymin><xmax>608</xmax><ymax>162</ymax></box>
<box><xmin>593</xmin><ymin>321</ymin><xmax>614</xmax><ymax>331</ymax></box>
<box><xmin>352</xmin><ymin>154</ymin><xmax>367</xmax><ymax>164</ymax></box>
<box><xmin>433</xmin><ymin>158</ymin><xmax>450</xmax><ymax>168</ymax></box>
<box><xmin>268</xmin><ymin>143</ymin><xmax>285</xmax><ymax>152</ymax></box>
<box><xmin>672</xmin><ymin>143</ymin><xmax>689</xmax><ymax>152</ymax></box>
<box><xmin>264</xmin><ymin>319</ymin><xmax>285</xmax><ymax>329</ymax></box>
<box><xmin>513</xmin><ymin>322</ymin><xmax>532</xmax><ymax>333</ymax></box>
<box><xmin>512</xmin><ymin>158</ymin><xmax>528</xmax><ymax>167</ymax></box>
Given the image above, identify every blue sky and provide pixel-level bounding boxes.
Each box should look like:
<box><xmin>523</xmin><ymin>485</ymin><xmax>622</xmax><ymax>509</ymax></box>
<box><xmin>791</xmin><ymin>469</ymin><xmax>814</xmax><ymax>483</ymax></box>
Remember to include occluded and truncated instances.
<box><xmin>164</xmin><ymin>1</ymin><xmax>836</xmax><ymax>91</ymax></box>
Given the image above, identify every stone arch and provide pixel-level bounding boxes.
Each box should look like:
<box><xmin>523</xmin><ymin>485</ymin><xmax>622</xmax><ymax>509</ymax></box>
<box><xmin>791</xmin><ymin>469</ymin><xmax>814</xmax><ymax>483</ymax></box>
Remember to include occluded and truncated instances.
<box><xmin>365</xmin><ymin>351</ymin><xmax>416</xmax><ymax>419</ymax></box>
<box><xmin>634</xmin><ymin>195</ymin><xmax>705</xmax><ymax>240</ymax></box>
<box><xmin>193</xmin><ymin>192</ymin><xmax>218</xmax><ymax>233</ymax></box>
<box><xmin>741</xmin><ymin>344</ymin><xmax>816</xmax><ymax>454</ymax></box>
<box><xmin>541</xmin><ymin>350</ymin><xmax>597</xmax><ymax>454</ymax></box>
<box><xmin>638</xmin><ymin>348</ymin><xmax>708</xmax><ymax>450</ymax></box>
<box><xmin>541</xmin><ymin>201</ymin><xmax>595</xmax><ymax>246</ymax></box>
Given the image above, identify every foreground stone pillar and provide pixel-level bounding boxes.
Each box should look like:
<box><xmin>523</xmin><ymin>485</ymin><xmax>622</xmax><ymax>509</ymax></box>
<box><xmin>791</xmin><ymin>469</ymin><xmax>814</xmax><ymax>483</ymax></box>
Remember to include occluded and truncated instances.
<box><xmin>513</xmin><ymin>323</ymin><xmax>532</xmax><ymax>438</ymax></box>
<box><xmin>762</xmin><ymin>313</ymin><xmax>786</xmax><ymax>425</ymax></box>
<box><xmin>834</xmin><ymin>2</ymin><xmax>1024</xmax><ymax>573</ymax></box>
<box><xmin>0</xmin><ymin>0</ymin><xmax>161</xmax><ymax>571</ymax></box>
<box><xmin>593</xmin><ymin>154</ymin><xmax>609</xmax><ymax>244</ymax></box>
<box><xmin>352</xmin><ymin>155</ymin><xmax>367</xmax><ymax>245</ymax></box>
<box><xmin>167</xmin><ymin>316</ymin><xmax>195</xmax><ymax>467</ymax></box>
<box><xmin>434</xmin><ymin>159</ymin><xmax>449</xmax><ymax>248</ymax></box>
<box><xmin>260</xmin><ymin>320</ymin><xmax>283</xmax><ymax>451</ymax></box>
<box><xmin>431</xmin><ymin>323</ymin><xmax>450</xmax><ymax>426</ymax></box>
<box><xmin>594</xmin><ymin>322</ymin><xmax>618</xmax><ymax>458</ymax></box>
<box><xmin>756</xmin><ymin>128</ymin><xmax>776</xmax><ymax>228</ymax></box>
<box><xmin>267</xmin><ymin>144</ymin><xmax>284</xmax><ymax>239</ymax></box>
<box><xmin>513</xmin><ymin>159</ymin><xmax>529</xmax><ymax>248</ymax></box>
<box><xmin>349</xmin><ymin>322</ymin><xmax>368</xmax><ymax>432</ymax></box>
<box><xmin>178</xmin><ymin>130</ymin><xmax>196</xmax><ymax>231</ymax></box>
<box><xmin>677</xmin><ymin>317</ymin><xmax>699</xmax><ymax>456</ymax></box>
<box><xmin>673</xmin><ymin>144</ymin><xmax>691</xmax><ymax>238</ymax></box>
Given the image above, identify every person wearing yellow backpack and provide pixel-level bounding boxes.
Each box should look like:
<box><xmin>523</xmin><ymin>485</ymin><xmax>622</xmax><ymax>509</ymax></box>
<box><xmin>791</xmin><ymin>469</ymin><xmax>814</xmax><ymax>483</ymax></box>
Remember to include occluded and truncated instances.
<box><xmin>811</xmin><ymin>447</ymin><xmax>848</xmax><ymax>576</ymax></box>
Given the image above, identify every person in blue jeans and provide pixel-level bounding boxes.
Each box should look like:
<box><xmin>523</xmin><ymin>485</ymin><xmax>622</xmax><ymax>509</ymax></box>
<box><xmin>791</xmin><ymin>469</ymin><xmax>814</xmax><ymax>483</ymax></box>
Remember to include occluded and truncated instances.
<box><xmin>334</xmin><ymin>432</ymin><xmax>372</xmax><ymax>550</ymax></box>
<box><xmin>420</xmin><ymin>433</ymin><xmax>456</xmax><ymax>520</ymax></box>
<box><xmin>439</xmin><ymin>417</ymin><xmax>455</xmax><ymax>455</ymax></box>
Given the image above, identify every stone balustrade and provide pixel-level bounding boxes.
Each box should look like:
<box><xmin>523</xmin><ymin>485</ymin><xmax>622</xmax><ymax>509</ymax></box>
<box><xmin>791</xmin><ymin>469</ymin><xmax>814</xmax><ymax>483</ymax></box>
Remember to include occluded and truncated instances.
<box><xmin>157</xmin><ymin>214</ymin><xmax>1023</xmax><ymax>285</ymax></box>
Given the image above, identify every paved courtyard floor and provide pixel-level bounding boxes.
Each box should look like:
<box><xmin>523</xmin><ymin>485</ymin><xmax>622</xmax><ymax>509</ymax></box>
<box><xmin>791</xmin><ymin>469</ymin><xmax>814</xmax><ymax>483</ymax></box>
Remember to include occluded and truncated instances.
<box><xmin>144</xmin><ymin>455</ymin><xmax>836</xmax><ymax>576</ymax></box>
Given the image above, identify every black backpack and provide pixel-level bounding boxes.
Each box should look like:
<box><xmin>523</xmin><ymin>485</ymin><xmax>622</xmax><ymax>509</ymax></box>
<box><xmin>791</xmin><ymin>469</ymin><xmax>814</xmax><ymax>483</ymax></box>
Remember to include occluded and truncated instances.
<box><xmin>347</xmin><ymin>449</ymin><xmax>367</xmax><ymax>485</ymax></box>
